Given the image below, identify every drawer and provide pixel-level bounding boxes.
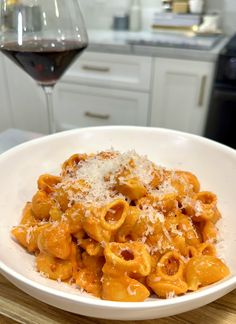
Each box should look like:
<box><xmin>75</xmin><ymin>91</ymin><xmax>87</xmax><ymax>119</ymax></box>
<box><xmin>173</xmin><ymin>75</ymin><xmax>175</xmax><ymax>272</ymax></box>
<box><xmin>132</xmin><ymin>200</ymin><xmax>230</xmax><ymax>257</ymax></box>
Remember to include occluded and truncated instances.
<box><xmin>61</xmin><ymin>52</ymin><xmax>152</xmax><ymax>92</ymax></box>
<box><xmin>54</xmin><ymin>83</ymin><xmax>150</xmax><ymax>131</ymax></box>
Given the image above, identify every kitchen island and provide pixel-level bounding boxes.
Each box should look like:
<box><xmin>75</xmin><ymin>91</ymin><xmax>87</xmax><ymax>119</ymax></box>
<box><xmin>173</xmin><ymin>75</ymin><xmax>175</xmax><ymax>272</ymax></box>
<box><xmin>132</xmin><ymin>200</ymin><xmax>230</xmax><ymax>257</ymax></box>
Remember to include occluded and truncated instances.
<box><xmin>87</xmin><ymin>29</ymin><xmax>229</xmax><ymax>62</ymax></box>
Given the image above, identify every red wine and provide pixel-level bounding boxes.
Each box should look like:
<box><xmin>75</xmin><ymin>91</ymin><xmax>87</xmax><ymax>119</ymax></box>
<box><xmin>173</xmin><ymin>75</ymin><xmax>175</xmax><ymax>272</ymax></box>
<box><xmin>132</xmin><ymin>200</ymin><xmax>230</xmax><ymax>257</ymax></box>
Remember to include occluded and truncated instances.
<box><xmin>1</xmin><ymin>40</ymin><xmax>87</xmax><ymax>86</ymax></box>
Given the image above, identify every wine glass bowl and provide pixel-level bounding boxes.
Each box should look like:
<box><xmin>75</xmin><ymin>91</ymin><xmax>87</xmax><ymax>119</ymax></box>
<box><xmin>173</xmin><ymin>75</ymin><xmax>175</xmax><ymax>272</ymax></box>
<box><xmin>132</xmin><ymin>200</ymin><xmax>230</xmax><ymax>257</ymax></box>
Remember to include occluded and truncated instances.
<box><xmin>0</xmin><ymin>0</ymin><xmax>88</xmax><ymax>133</ymax></box>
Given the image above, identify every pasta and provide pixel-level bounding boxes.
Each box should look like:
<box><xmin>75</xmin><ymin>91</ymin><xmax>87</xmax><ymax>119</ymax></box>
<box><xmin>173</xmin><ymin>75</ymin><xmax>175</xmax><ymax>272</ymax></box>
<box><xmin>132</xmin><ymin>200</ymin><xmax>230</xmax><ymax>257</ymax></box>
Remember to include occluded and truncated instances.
<box><xmin>11</xmin><ymin>150</ymin><xmax>230</xmax><ymax>302</ymax></box>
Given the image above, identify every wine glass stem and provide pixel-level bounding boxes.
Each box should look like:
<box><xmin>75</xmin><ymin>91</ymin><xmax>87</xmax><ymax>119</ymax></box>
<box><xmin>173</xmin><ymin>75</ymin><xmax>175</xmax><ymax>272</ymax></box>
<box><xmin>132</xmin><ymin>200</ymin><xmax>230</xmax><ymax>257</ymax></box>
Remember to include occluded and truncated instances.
<box><xmin>43</xmin><ymin>86</ymin><xmax>56</xmax><ymax>134</ymax></box>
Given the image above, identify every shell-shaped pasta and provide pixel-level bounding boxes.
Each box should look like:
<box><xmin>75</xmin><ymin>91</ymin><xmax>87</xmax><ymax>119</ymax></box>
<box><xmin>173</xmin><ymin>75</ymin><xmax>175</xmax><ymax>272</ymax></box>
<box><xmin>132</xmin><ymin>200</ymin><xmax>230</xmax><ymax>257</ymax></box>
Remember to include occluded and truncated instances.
<box><xmin>55</xmin><ymin>180</ymin><xmax>90</xmax><ymax>212</ymax></box>
<box><xmin>37</xmin><ymin>222</ymin><xmax>72</xmax><ymax>259</ymax></box>
<box><xmin>211</xmin><ymin>207</ymin><xmax>221</xmax><ymax>224</ymax></box>
<box><xmin>128</xmin><ymin>216</ymin><xmax>159</xmax><ymax>242</ymax></box>
<box><xmin>198</xmin><ymin>242</ymin><xmax>216</xmax><ymax>256</ymax></box>
<box><xmin>174</xmin><ymin>171</ymin><xmax>200</xmax><ymax>194</ymax></box>
<box><xmin>150</xmin><ymin>253</ymin><xmax>161</xmax><ymax>273</ymax></box>
<box><xmin>54</xmin><ymin>187</ymin><xmax>69</xmax><ymax>212</ymax></box>
<box><xmin>147</xmin><ymin>251</ymin><xmax>188</xmax><ymax>297</ymax></box>
<box><xmin>31</xmin><ymin>190</ymin><xmax>53</xmax><ymax>220</ymax></box>
<box><xmin>171</xmin><ymin>236</ymin><xmax>186</xmax><ymax>255</ymax></box>
<box><xmin>20</xmin><ymin>202</ymin><xmax>38</xmax><ymax>226</ymax></box>
<box><xmin>103</xmin><ymin>242</ymin><xmax>151</xmax><ymax>277</ymax></box>
<box><xmin>115</xmin><ymin>206</ymin><xmax>139</xmax><ymax>242</ymax></box>
<box><xmin>147</xmin><ymin>275</ymin><xmax>188</xmax><ymax>298</ymax></box>
<box><xmin>11</xmin><ymin>149</ymin><xmax>230</xmax><ymax>302</ymax></box>
<box><xmin>149</xmin><ymin>167</ymin><xmax>164</xmax><ymax>189</ymax></box>
<box><xmin>37</xmin><ymin>174</ymin><xmax>61</xmax><ymax>194</ymax></box>
<box><xmin>177</xmin><ymin>214</ymin><xmax>201</xmax><ymax>246</ymax></box>
<box><xmin>81</xmin><ymin>207</ymin><xmax>111</xmax><ymax>243</ymax></box>
<box><xmin>128</xmin><ymin>216</ymin><xmax>151</xmax><ymax>242</ymax></box>
<box><xmin>100</xmin><ymin>199</ymin><xmax>129</xmax><ymax>231</ymax></box>
<box><xmin>63</xmin><ymin>203</ymin><xmax>84</xmax><ymax>234</ymax></box>
<box><xmin>76</xmin><ymin>268</ymin><xmax>102</xmax><ymax>297</ymax></box>
<box><xmin>116</xmin><ymin>177</ymin><xmax>147</xmax><ymax>200</ymax></box>
<box><xmin>192</xmin><ymin>192</ymin><xmax>218</xmax><ymax>222</ymax></box>
<box><xmin>156</xmin><ymin>193</ymin><xmax>178</xmax><ymax>214</ymax></box>
<box><xmin>36</xmin><ymin>252</ymin><xmax>73</xmax><ymax>281</ymax></box>
<box><xmin>76</xmin><ymin>252</ymin><xmax>104</xmax><ymax>297</ymax></box>
<box><xmin>79</xmin><ymin>238</ymin><xmax>104</xmax><ymax>257</ymax></box>
<box><xmin>102</xmin><ymin>273</ymin><xmax>150</xmax><ymax>302</ymax></box>
<box><xmin>61</xmin><ymin>153</ymin><xmax>88</xmax><ymax>177</ymax></box>
<box><xmin>202</xmin><ymin>220</ymin><xmax>218</xmax><ymax>243</ymax></box>
<box><xmin>154</xmin><ymin>251</ymin><xmax>185</xmax><ymax>281</ymax></box>
<box><xmin>136</xmin><ymin>195</ymin><xmax>154</xmax><ymax>209</ymax></box>
<box><xmin>185</xmin><ymin>255</ymin><xmax>230</xmax><ymax>291</ymax></box>
<box><xmin>11</xmin><ymin>224</ymin><xmax>49</xmax><ymax>253</ymax></box>
<box><xmin>138</xmin><ymin>193</ymin><xmax>178</xmax><ymax>215</ymax></box>
<box><xmin>82</xmin><ymin>251</ymin><xmax>105</xmax><ymax>270</ymax></box>
<box><xmin>96</xmin><ymin>151</ymin><xmax>118</xmax><ymax>160</ymax></box>
<box><xmin>183</xmin><ymin>246</ymin><xmax>198</xmax><ymax>259</ymax></box>
<box><xmin>49</xmin><ymin>206</ymin><xmax>63</xmax><ymax>222</ymax></box>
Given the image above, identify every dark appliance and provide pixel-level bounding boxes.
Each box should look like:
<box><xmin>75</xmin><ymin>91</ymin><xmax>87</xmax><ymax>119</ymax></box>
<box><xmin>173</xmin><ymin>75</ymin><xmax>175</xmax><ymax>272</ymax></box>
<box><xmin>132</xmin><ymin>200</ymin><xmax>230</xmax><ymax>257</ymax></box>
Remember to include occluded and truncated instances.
<box><xmin>205</xmin><ymin>34</ymin><xmax>236</xmax><ymax>149</ymax></box>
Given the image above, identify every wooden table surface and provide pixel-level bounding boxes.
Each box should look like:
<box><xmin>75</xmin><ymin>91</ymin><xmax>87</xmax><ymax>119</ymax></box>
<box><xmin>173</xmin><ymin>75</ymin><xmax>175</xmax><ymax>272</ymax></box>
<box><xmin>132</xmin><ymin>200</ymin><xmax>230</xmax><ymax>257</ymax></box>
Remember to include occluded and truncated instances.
<box><xmin>0</xmin><ymin>274</ymin><xmax>235</xmax><ymax>324</ymax></box>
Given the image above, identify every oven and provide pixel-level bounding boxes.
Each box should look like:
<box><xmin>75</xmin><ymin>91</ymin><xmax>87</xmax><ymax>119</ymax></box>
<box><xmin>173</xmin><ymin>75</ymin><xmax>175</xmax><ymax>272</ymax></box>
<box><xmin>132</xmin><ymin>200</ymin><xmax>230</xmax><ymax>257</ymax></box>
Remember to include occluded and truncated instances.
<box><xmin>204</xmin><ymin>35</ymin><xmax>236</xmax><ymax>149</ymax></box>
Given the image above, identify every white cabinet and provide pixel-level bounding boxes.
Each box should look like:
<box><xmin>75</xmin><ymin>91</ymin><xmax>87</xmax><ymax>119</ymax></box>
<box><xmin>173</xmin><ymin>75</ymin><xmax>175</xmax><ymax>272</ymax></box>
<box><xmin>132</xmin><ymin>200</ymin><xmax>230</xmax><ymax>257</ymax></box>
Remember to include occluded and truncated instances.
<box><xmin>54</xmin><ymin>83</ymin><xmax>149</xmax><ymax>131</ymax></box>
<box><xmin>3</xmin><ymin>57</ymin><xmax>49</xmax><ymax>134</ymax></box>
<box><xmin>0</xmin><ymin>54</ymin><xmax>13</xmax><ymax>132</ymax></box>
<box><xmin>2</xmin><ymin>51</ymin><xmax>152</xmax><ymax>134</ymax></box>
<box><xmin>61</xmin><ymin>52</ymin><xmax>152</xmax><ymax>91</ymax></box>
<box><xmin>54</xmin><ymin>52</ymin><xmax>152</xmax><ymax>130</ymax></box>
<box><xmin>1</xmin><ymin>50</ymin><xmax>215</xmax><ymax>136</ymax></box>
<box><xmin>150</xmin><ymin>58</ymin><xmax>214</xmax><ymax>135</ymax></box>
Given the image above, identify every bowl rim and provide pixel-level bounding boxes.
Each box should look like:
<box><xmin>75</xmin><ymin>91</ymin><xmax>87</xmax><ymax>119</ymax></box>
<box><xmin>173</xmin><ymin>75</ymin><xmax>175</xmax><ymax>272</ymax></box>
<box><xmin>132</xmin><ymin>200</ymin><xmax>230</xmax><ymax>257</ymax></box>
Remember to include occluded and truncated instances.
<box><xmin>0</xmin><ymin>261</ymin><xmax>236</xmax><ymax>309</ymax></box>
<box><xmin>0</xmin><ymin>126</ymin><xmax>235</xmax><ymax>160</ymax></box>
<box><xmin>0</xmin><ymin>125</ymin><xmax>235</xmax><ymax>309</ymax></box>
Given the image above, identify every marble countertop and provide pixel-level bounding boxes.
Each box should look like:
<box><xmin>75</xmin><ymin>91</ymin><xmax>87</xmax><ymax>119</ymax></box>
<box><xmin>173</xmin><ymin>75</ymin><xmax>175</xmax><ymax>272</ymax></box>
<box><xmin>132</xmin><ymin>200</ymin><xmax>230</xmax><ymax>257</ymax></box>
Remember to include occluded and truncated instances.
<box><xmin>0</xmin><ymin>128</ymin><xmax>41</xmax><ymax>154</ymax></box>
<box><xmin>87</xmin><ymin>30</ymin><xmax>229</xmax><ymax>62</ymax></box>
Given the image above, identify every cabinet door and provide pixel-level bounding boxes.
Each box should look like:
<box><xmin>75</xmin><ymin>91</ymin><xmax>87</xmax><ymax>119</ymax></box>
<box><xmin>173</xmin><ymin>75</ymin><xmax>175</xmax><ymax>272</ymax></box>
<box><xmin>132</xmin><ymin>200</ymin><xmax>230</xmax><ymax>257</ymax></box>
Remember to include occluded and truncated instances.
<box><xmin>62</xmin><ymin>52</ymin><xmax>152</xmax><ymax>92</ymax></box>
<box><xmin>150</xmin><ymin>58</ymin><xmax>214</xmax><ymax>136</ymax></box>
<box><xmin>3</xmin><ymin>58</ymin><xmax>48</xmax><ymax>134</ymax></box>
<box><xmin>54</xmin><ymin>83</ymin><xmax>149</xmax><ymax>131</ymax></box>
<box><xmin>0</xmin><ymin>54</ymin><xmax>13</xmax><ymax>132</ymax></box>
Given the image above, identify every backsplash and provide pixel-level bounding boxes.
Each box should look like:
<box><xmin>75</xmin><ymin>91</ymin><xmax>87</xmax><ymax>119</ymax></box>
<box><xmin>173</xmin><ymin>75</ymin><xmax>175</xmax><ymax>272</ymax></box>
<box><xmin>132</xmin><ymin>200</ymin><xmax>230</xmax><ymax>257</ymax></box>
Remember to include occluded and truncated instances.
<box><xmin>79</xmin><ymin>0</ymin><xmax>236</xmax><ymax>35</ymax></box>
<box><xmin>206</xmin><ymin>0</ymin><xmax>236</xmax><ymax>34</ymax></box>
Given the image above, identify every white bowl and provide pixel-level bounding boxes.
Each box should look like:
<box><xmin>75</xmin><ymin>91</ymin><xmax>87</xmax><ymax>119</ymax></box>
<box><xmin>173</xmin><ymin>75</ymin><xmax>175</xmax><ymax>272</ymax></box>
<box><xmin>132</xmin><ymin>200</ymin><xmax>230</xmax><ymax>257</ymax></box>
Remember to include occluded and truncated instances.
<box><xmin>0</xmin><ymin>126</ymin><xmax>235</xmax><ymax>320</ymax></box>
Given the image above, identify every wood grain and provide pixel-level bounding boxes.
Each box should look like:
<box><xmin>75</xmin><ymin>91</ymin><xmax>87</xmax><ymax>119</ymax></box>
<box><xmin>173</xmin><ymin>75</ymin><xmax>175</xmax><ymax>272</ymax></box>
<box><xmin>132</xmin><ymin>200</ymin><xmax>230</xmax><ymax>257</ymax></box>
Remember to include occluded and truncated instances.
<box><xmin>0</xmin><ymin>274</ymin><xmax>235</xmax><ymax>324</ymax></box>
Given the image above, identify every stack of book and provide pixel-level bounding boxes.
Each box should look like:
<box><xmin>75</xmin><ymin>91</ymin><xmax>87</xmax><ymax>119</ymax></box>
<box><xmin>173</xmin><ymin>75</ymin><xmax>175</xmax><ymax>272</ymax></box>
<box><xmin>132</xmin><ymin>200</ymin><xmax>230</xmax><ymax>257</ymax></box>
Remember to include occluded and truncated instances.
<box><xmin>152</xmin><ymin>13</ymin><xmax>202</xmax><ymax>29</ymax></box>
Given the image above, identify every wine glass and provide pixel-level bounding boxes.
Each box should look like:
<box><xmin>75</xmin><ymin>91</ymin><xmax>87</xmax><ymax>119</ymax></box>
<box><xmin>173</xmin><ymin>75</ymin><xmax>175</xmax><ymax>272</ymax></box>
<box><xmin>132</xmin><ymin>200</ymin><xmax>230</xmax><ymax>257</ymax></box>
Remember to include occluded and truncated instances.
<box><xmin>0</xmin><ymin>0</ymin><xmax>88</xmax><ymax>134</ymax></box>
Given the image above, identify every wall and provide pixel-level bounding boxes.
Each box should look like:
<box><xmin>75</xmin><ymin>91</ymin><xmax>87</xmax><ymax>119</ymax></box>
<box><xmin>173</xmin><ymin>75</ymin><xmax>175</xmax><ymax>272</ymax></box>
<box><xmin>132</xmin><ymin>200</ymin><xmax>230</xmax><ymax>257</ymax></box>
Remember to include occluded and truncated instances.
<box><xmin>222</xmin><ymin>0</ymin><xmax>236</xmax><ymax>35</ymax></box>
<box><xmin>79</xmin><ymin>0</ymin><xmax>236</xmax><ymax>35</ymax></box>
<box><xmin>79</xmin><ymin>0</ymin><xmax>162</xmax><ymax>30</ymax></box>
<box><xmin>206</xmin><ymin>0</ymin><xmax>236</xmax><ymax>35</ymax></box>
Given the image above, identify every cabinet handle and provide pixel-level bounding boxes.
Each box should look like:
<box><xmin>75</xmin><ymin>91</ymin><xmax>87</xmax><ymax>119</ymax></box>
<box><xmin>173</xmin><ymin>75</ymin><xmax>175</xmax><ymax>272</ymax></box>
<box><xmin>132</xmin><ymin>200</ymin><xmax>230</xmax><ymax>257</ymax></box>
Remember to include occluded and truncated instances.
<box><xmin>84</xmin><ymin>111</ymin><xmax>110</xmax><ymax>120</ymax></box>
<box><xmin>81</xmin><ymin>65</ymin><xmax>110</xmax><ymax>73</ymax></box>
<box><xmin>198</xmin><ymin>75</ymin><xmax>207</xmax><ymax>107</ymax></box>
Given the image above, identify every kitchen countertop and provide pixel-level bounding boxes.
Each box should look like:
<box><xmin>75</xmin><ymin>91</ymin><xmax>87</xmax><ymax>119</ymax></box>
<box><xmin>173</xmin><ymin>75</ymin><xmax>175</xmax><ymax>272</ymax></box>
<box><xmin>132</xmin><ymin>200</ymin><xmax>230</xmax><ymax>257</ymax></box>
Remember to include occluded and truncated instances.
<box><xmin>0</xmin><ymin>128</ymin><xmax>236</xmax><ymax>323</ymax></box>
<box><xmin>87</xmin><ymin>30</ymin><xmax>229</xmax><ymax>62</ymax></box>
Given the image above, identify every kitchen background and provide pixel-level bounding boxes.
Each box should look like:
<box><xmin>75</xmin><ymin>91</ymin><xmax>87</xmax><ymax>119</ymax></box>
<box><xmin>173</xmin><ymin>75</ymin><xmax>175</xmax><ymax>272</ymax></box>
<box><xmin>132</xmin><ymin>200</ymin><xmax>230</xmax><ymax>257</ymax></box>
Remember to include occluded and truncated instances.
<box><xmin>0</xmin><ymin>0</ymin><xmax>236</xmax><ymax>149</ymax></box>
<box><xmin>79</xmin><ymin>0</ymin><xmax>236</xmax><ymax>35</ymax></box>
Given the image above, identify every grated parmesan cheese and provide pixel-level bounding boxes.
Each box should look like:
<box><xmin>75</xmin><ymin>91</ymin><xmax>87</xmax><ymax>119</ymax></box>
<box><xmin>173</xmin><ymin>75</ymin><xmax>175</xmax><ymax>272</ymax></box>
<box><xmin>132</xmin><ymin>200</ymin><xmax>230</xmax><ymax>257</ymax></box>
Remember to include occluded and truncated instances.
<box><xmin>127</xmin><ymin>284</ymin><xmax>137</xmax><ymax>296</ymax></box>
<box><xmin>194</xmin><ymin>200</ymin><xmax>203</xmax><ymax>217</ymax></box>
<box><xmin>56</xmin><ymin>150</ymin><xmax>165</xmax><ymax>208</ymax></box>
<box><xmin>26</xmin><ymin>226</ymin><xmax>34</xmax><ymax>244</ymax></box>
<box><xmin>166</xmin><ymin>291</ymin><xmax>176</xmax><ymax>299</ymax></box>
